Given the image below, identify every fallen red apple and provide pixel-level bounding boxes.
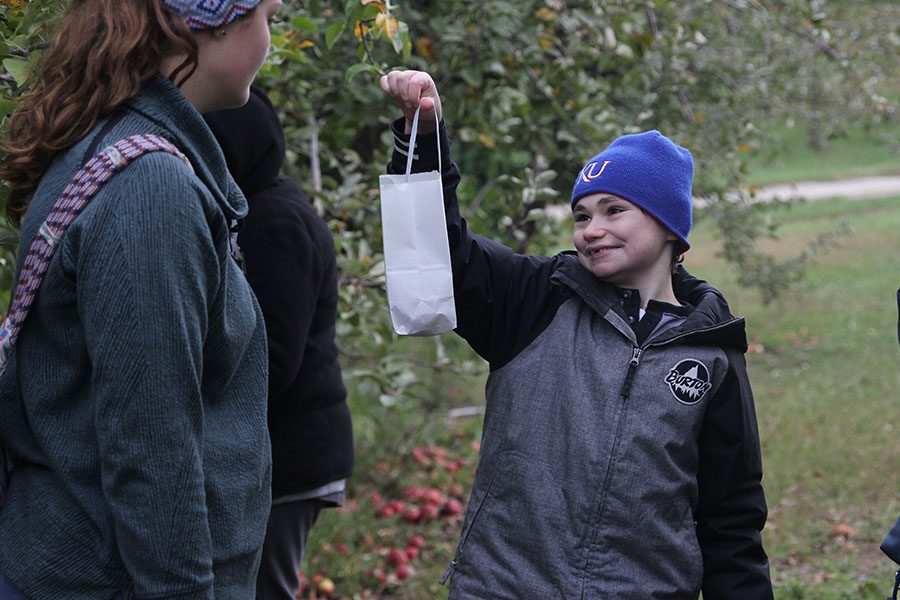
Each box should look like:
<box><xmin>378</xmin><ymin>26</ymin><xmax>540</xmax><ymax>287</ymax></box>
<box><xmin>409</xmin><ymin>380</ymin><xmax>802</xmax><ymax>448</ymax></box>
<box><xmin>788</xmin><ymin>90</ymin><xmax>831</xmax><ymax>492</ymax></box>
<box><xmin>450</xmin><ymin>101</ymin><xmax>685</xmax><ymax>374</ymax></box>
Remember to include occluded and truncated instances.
<box><xmin>395</xmin><ymin>563</ymin><xmax>412</xmax><ymax>580</ymax></box>
<box><xmin>442</xmin><ymin>498</ymin><xmax>464</xmax><ymax>517</ymax></box>
<box><xmin>401</xmin><ymin>507</ymin><xmax>422</xmax><ymax>524</ymax></box>
<box><xmin>422</xmin><ymin>488</ymin><xmax>443</xmax><ymax>505</ymax></box>
<box><xmin>421</xmin><ymin>503</ymin><xmax>441</xmax><ymax>522</ymax></box>
<box><xmin>388</xmin><ymin>547</ymin><xmax>409</xmax><ymax>566</ymax></box>
<box><xmin>403</xmin><ymin>486</ymin><xmax>423</xmax><ymax>501</ymax></box>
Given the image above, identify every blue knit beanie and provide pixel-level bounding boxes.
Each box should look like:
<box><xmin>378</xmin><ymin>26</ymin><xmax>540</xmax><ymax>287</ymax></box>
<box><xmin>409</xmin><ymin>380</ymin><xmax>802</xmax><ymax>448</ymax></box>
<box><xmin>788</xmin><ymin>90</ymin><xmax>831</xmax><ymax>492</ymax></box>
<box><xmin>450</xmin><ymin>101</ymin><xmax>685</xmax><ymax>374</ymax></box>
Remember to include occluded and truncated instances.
<box><xmin>570</xmin><ymin>130</ymin><xmax>694</xmax><ymax>252</ymax></box>
<box><xmin>162</xmin><ymin>0</ymin><xmax>263</xmax><ymax>31</ymax></box>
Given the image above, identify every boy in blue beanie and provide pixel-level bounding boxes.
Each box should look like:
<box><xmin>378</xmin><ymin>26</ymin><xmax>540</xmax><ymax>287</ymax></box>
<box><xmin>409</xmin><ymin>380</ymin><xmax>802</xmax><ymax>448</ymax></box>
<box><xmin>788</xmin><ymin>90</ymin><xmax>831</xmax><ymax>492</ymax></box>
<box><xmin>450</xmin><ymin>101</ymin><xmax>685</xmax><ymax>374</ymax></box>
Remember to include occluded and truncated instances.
<box><xmin>381</xmin><ymin>70</ymin><xmax>773</xmax><ymax>599</ymax></box>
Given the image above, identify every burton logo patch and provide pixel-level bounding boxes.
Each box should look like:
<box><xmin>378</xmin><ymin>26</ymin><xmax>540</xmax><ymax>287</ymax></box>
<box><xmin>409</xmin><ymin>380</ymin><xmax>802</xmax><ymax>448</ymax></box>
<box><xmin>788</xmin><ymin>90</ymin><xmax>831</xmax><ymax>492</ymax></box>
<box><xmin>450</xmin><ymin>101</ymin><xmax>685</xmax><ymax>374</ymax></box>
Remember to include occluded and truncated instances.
<box><xmin>665</xmin><ymin>359</ymin><xmax>712</xmax><ymax>405</ymax></box>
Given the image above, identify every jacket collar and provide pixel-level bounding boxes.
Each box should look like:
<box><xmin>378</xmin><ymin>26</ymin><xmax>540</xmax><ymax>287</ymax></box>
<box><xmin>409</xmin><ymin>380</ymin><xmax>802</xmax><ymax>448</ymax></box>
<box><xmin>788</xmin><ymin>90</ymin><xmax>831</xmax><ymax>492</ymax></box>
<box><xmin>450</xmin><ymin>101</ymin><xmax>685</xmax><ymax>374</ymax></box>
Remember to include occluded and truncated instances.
<box><xmin>551</xmin><ymin>253</ymin><xmax>748</xmax><ymax>351</ymax></box>
<box><xmin>124</xmin><ymin>75</ymin><xmax>247</xmax><ymax>221</ymax></box>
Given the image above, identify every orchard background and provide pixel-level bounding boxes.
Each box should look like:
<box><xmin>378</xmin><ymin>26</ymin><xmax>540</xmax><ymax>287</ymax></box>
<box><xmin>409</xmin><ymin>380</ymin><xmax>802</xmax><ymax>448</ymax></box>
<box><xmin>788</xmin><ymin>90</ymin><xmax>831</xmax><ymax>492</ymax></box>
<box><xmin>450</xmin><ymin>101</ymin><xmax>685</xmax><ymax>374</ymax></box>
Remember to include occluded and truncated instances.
<box><xmin>1</xmin><ymin>1</ymin><xmax>899</xmax><ymax>598</ymax></box>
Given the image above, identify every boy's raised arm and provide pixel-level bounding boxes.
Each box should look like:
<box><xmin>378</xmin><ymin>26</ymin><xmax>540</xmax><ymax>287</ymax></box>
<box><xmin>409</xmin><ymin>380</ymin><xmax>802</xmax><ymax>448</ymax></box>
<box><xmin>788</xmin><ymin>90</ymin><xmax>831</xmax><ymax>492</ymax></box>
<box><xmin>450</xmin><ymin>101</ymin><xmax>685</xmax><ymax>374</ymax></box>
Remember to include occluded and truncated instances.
<box><xmin>380</xmin><ymin>71</ymin><xmax>566</xmax><ymax>366</ymax></box>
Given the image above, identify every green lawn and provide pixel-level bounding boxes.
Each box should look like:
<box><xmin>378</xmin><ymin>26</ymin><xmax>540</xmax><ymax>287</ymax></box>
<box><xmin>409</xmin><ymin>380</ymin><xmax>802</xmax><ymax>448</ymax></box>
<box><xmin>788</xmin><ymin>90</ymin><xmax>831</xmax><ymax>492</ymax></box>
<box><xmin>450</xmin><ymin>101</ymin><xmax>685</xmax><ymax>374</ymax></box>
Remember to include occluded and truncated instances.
<box><xmin>743</xmin><ymin>120</ymin><xmax>900</xmax><ymax>187</ymax></box>
<box><xmin>689</xmin><ymin>195</ymin><xmax>900</xmax><ymax>598</ymax></box>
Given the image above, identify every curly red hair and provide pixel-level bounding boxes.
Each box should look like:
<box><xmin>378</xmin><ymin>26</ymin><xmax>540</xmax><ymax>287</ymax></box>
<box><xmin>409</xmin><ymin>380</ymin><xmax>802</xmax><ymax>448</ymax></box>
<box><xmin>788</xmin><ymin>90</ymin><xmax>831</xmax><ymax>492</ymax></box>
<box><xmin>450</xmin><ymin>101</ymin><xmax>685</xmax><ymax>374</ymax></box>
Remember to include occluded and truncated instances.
<box><xmin>0</xmin><ymin>0</ymin><xmax>198</xmax><ymax>228</ymax></box>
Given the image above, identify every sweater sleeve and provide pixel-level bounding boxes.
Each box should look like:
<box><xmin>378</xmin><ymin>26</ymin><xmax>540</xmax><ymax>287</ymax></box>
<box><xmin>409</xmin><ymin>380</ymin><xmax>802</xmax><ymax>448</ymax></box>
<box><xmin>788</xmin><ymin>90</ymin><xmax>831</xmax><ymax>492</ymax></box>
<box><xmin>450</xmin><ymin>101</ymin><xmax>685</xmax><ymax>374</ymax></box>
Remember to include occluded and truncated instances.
<box><xmin>76</xmin><ymin>155</ymin><xmax>218</xmax><ymax>600</ymax></box>
<box><xmin>695</xmin><ymin>351</ymin><xmax>774</xmax><ymax>600</ymax></box>
<box><xmin>386</xmin><ymin>118</ymin><xmax>566</xmax><ymax>367</ymax></box>
<box><xmin>238</xmin><ymin>181</ymin><xmax>320</xmax><ymax>400</ymax></box>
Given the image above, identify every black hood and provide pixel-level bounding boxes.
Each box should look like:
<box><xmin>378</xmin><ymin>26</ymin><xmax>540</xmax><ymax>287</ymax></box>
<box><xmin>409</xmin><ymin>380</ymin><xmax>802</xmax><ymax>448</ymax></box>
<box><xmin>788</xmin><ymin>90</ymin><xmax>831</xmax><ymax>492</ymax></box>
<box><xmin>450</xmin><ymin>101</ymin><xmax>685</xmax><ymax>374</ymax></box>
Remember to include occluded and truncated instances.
<box><xmin>204</xmin><ymin>86</ymin><xmax>285</xmax><ymax>197</ymax></box>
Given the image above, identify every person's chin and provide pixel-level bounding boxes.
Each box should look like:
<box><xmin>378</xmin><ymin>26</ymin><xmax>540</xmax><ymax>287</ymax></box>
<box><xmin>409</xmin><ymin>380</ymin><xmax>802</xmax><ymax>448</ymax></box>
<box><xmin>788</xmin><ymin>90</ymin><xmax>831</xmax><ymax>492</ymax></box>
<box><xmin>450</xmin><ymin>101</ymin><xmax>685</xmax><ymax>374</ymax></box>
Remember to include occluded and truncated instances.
<box><xmin>579</xmin><ymin>256</ymin><xmax>616</xmax><ymax>281</ymax></box>
<box><xmin>227</xmin><ymin>88</ymin><xmax>252</xmax><ymax>109</ymax></box>
<box><xmin>206</xmin><ymin>88</ymin><xmax>251</xmax><ymax>113</ymax></box>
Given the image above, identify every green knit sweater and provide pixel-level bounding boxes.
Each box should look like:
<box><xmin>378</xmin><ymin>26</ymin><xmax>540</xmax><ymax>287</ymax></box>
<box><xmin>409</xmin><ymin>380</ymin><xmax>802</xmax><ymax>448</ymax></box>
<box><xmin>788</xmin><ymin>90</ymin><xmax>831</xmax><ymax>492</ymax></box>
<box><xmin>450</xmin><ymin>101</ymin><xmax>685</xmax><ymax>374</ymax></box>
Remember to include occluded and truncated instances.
<box><xmin>0</xmin><ymin>77</ymin><xmax>271</xmax><ymax>600</ymax></box>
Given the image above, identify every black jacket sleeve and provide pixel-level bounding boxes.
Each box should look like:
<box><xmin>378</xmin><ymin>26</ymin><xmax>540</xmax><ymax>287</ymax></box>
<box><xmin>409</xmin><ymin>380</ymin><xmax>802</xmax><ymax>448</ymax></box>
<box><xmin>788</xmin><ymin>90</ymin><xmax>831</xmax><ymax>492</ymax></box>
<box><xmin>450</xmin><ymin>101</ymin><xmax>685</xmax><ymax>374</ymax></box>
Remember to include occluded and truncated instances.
<box><xmin>695</xmin><ymin>349</ymin><xmax>774</xmax><ymax>599</ymax></box>
<box><xmin>386</xmin><ymin>118</ymin><xmax>568</xmax><ymax>367</ymax></box>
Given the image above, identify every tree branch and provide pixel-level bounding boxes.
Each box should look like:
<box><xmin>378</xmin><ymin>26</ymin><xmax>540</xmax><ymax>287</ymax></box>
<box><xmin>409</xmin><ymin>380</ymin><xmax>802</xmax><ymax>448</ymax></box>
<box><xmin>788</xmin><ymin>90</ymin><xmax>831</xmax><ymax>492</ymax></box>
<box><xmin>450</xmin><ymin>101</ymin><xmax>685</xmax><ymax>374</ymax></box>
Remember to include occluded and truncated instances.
<box><xmin>306</xmin><ymin>114</ymin><xmax>323</xmax><ymax>193</ymax></box>
<box><xmin>340</xmin><ymin>275</ymin><xmax>384</xmax><ymax>289</ymax></box>
<box><xmin>8</xmin><ymin>41</ymin><xmax>50</xmax><ymax>58</ymax></box>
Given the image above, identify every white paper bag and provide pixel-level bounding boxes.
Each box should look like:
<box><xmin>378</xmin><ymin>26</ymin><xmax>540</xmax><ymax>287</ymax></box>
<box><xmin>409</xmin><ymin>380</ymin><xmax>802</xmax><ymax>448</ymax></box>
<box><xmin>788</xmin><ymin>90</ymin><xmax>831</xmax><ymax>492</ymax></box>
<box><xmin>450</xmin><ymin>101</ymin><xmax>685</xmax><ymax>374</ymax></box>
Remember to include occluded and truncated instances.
<box><xmin>379</xmin><ymin>108</ymin><xmax>457</xmax><ymax>336</ymax></box>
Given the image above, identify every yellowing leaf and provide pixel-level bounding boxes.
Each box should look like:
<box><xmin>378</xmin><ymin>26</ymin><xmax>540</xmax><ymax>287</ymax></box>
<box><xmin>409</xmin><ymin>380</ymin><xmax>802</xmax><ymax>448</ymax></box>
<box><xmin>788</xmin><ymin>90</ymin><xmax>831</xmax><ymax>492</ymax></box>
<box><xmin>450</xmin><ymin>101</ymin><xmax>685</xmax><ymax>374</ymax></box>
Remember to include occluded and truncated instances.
<box><xmin>415</xmin><ymin>37</ymin><xmax>436</xmax><ymax>61</ymax></box>
<box><xmin>693</xmin><ymin>111</ymin><xmax>705</xmax><ymax>124</ymax></box>
<box><xmin>534</xmin><ymin>7</ymin><xmax>557</xmax><ymax>22</ymax></box>
<box><xmin>2</xmin><ymin>0</ymin><xmax>26</xmax><ymax>13</ymax></box>
<box><xmin>736</xmin><ymin>143</ymin><xmax>753</xmax><ymax>153</ymax></box>
<box><xmin>354</xmin><ymin>21</ymin><xmax>370</xmax><ymax>41</ymax></box>
<box><xmin>539</xmin><ymin>36</ymin><xmax>554</xmax><ymax>49</ymax></box>
<box><xmin>477</xmin><ymin>133</ymin><xmax>496</xmax><ymax>149</ymax></box>
<box><xmin>383</xmin><ymin>17</ymin><xmax>399</xmax><ymax>38</ymax></box>
<box><xmin>295</xmin><ymin>40</ymin><xmax>316</xmax><ymax>49</ymax></box>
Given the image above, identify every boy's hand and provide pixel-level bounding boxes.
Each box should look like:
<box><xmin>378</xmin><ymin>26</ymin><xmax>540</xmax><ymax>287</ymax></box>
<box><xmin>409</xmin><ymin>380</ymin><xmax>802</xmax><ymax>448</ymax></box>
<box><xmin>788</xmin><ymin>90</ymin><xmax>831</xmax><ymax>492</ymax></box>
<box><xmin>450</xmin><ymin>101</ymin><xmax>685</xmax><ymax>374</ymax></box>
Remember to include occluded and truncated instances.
<box><xmin>380</xmin><ymin>70</ymin><xmax>443</xmax><ymax>134</ymax></box>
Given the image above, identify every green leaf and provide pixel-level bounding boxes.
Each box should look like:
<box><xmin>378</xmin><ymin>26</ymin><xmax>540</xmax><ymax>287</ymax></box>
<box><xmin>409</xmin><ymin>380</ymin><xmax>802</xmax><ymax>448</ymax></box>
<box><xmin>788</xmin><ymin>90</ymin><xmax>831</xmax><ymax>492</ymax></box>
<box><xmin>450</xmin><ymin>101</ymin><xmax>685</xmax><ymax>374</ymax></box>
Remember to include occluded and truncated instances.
<box><xmin>0</xmin><ymin>226</ymin><xmax>19</xmax><ymax>247</ymax></box>
<box><xmin>0</xmin><ymin>96</ymin><xmax>17</xmax><ymax>121</ymax></box>
<box><xmin>325</xmin><ymin>21</ymin><xmax>346</xmax><ymax>49</ymax></box>
<box><xmin>291</xmin><ymin>15</ymin><xmax>318</xmax><ymax>32</ymax></box>
<box><xmin>2</xmin><ymin>57</ymin><xmax>29</xmax><ymax>86</ymax></box>
<box><xmin>344</xmin><ymin>0</ymin><xmax>364</xmax><ymax>26</ymax></box>
<box><xmin>399</xmin><ymin>23</ymin><xmax>412</xmax><ymax>61</ymax></box>
<box><xmin>390</xmin><ymin>20</ymin><xmax>407</xmax><ymax>55</ymax></box>
<box><xmin>344</xmin><ymin>63</ymin><xmax>379</xmax><ymax>81</ymax></box>
<box><xmin>360</xmin><ymin>4</ymin><xmax>383</xmax><ymax>20</ymax></box>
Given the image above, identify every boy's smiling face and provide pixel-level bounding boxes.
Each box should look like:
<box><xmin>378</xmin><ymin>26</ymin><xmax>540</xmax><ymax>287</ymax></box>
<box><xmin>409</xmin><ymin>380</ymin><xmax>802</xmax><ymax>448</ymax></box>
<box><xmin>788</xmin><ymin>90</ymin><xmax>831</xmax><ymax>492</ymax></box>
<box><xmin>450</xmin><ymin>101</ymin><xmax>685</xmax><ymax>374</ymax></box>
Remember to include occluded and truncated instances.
<box><xmin>572</xmin><ymin>193</ymin><xmax>677</xmax><ymax>290</ymax></box>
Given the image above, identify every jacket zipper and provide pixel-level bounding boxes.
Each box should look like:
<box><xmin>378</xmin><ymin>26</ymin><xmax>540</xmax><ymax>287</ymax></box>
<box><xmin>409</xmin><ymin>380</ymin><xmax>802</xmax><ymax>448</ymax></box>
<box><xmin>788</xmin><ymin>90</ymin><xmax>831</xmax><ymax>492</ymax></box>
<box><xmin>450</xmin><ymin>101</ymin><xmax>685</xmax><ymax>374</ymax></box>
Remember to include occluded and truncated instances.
<box><xmin>618</xmin><ymin>346</ymin><xmax>643</xmax><ymax>399</ymax></box>
<box><xmin>617</xmin><ymin>318</ymin><xmax>743</xmax><ymax>401</ymax></box>
<box><xmin>581</xmin><ymin>318</ymin><xmax>742</xmax><ymax>597</ymax></box>
<box><xmin>439</xmin><ymin>556</ymin><xmax>458</xmax><ymax>585</ymax></box>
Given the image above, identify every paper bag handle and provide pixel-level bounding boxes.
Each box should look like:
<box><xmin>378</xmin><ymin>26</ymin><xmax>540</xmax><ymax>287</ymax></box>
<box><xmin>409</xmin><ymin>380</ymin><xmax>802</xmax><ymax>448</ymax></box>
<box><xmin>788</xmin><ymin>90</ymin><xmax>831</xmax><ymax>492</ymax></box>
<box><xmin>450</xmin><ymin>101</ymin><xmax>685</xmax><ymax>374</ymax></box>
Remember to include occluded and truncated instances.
<box><xmin>405</xmin><ymin>106</ymin><xmax>442</xmax><ymax>183</ymax></box>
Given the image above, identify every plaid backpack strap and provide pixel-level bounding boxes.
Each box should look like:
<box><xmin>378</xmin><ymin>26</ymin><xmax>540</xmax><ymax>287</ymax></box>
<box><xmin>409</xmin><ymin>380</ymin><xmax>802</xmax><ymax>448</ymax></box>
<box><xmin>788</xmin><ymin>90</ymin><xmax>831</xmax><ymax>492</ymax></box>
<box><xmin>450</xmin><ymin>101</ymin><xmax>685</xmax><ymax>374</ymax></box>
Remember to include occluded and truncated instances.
<box><xmin>0</xmin><ymin>134</ymin><xmax>191</xmax><ymax>376</ymax></box>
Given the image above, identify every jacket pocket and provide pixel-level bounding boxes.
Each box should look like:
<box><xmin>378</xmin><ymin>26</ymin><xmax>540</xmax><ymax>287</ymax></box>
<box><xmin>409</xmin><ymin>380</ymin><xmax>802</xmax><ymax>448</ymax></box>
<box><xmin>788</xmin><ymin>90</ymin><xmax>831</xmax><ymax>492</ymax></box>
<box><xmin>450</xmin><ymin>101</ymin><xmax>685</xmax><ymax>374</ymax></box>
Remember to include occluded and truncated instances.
<box><xmin>648</xmin><ymin>497</ymin><xmax>703</xmax><ymax>593</ymax></box>
<box><xmin>440</xmin><ymin>462</ymin><xmax>499</xmax><ymax>585</ymax></box>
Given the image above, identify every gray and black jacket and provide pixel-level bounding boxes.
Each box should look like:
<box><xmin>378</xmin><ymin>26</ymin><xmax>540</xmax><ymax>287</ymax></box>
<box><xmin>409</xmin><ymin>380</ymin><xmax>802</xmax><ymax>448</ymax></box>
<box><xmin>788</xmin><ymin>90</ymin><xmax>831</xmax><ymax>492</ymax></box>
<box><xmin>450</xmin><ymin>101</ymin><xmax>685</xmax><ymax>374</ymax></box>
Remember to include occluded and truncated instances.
<box><xmin>388</xmin><ymin>120</ymin><xmax>773</xmax><ymax>599</ymax></box>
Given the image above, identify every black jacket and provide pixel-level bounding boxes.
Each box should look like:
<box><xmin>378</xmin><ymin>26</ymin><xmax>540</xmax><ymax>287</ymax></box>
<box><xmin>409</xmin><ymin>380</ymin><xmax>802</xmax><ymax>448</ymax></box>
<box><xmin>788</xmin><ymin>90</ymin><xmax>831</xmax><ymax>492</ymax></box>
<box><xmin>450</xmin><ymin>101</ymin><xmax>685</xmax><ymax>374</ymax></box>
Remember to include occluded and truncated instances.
<box><xmin>206</xmin><ymin>89</ymin><xmax>353</xmax><ymax>498</ymax></box>
<box><xmin>388</xmin><ymin>119</ymin><xmax>772</xmax><ymax>599</ymax></box>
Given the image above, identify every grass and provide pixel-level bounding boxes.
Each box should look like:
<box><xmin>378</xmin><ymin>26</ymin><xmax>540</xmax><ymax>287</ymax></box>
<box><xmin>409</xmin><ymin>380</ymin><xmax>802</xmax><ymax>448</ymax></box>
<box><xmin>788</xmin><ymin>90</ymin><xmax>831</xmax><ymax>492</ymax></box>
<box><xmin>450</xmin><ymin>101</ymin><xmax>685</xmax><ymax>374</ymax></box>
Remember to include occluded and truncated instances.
<box><xmin>302</xmin><ymin>194</ymin><xmax>900</xmax><ymax>599</ymax></box>
<box><xmin>743</xmin><ymin>120</ymin><xmax>900</xmax><ymax>187</ymax></box>
<box><xmin>689</xmin><ymin>194</ymin><xmax>900</xmax><ymax>598</ymax></box>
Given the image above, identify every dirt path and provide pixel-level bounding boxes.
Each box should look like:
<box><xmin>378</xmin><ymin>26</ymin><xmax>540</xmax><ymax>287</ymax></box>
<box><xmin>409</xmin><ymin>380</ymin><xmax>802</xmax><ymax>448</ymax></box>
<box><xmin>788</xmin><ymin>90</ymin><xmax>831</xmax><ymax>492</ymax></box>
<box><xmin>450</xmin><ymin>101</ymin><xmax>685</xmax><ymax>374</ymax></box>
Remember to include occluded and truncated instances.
<box><xmin>753</xmin><ymin>174</ymin><xmax>900</xmax><ymax>202</ymax></box>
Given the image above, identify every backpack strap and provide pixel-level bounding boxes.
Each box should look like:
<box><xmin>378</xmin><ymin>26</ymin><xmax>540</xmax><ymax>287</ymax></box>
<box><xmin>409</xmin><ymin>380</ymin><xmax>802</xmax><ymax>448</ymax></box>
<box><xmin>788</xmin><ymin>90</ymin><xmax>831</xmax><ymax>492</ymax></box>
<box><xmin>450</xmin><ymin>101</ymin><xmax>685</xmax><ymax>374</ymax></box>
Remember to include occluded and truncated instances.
<box><xmin>82</xmin><ymin>112</ymin><xmax>127</xmax><ymax>167</ymax></box>
<box><xmin>0</xmin><ymin>134</ymin><xmax>191</xmax><ymax>375</ymax></box>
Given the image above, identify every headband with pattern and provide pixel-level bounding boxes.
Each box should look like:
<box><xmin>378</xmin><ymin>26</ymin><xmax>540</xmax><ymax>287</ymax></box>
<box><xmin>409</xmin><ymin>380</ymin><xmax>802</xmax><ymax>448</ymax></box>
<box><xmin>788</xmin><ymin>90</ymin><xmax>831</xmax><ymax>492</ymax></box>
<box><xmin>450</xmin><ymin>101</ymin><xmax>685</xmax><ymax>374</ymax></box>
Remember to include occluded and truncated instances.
<box><xmin>162</xmin><ymin>0</ymin><xmax>263</xmax><ymax>31</ymax></box>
